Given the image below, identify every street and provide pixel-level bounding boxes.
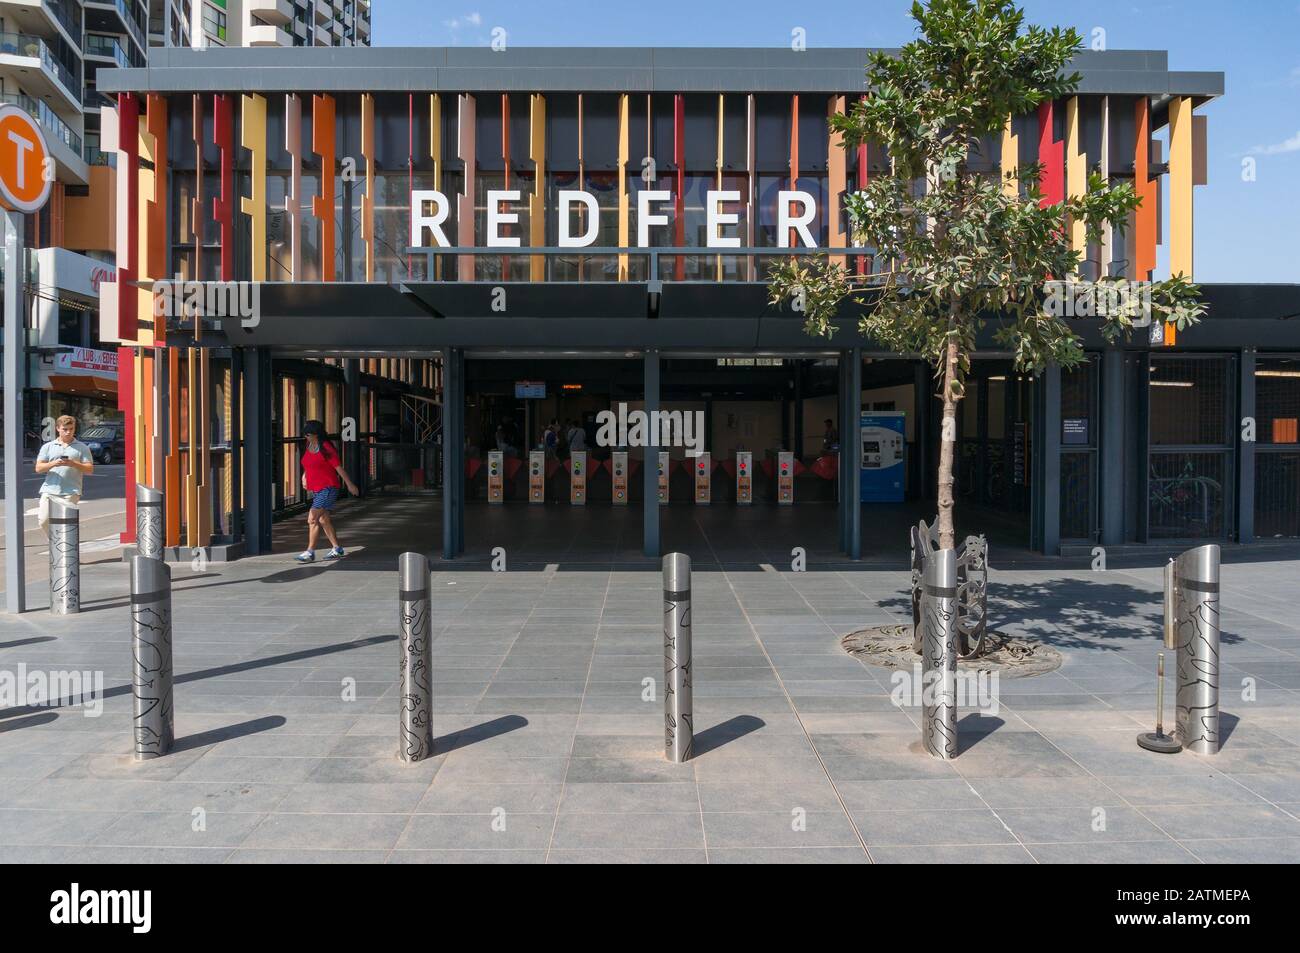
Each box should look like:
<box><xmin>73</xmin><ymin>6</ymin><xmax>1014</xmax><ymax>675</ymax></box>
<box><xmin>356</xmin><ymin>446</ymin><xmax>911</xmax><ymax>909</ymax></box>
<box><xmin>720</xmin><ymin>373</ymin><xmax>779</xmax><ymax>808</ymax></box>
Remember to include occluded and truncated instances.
<box><xmin>0</xmin><ymin>462</ymin><xmax>126</xmax><ymax>584</ymax></box>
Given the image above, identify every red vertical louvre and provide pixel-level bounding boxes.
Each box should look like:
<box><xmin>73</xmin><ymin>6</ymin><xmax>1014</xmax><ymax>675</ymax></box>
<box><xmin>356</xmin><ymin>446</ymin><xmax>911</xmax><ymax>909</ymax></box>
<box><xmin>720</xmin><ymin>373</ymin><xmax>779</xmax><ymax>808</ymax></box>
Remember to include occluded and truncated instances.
<box><xmin>212</xmin><ymin>94</ymin><xmax>235</xmax><ymax>281</ymax></box>
<box><xmin>1037</xmin><ymin>100</ymin><xmax>1064</xmax><ymax>208</ymax></box>
<box><xmin>673</xmin><ymin>94</ymin><xmax>685</xmax><ymax>280</ymax></box>
<box><xmin>117</xmin><ymin>94</ymin><xmax>139</xmax><ymax>342</ymax></box>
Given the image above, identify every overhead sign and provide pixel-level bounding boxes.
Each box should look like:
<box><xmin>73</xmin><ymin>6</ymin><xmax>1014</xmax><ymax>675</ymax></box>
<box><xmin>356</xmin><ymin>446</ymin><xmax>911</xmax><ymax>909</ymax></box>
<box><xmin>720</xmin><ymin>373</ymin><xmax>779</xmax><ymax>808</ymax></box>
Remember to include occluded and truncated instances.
<box><xmin>54</xmin><ymin>347</ymin><xmax>118</xmax><ymax>374</ymax></box>
<box><xmin>0</xmin><ymin>104</ymin><xmax>52</xmax><ymax>214</ymax></box>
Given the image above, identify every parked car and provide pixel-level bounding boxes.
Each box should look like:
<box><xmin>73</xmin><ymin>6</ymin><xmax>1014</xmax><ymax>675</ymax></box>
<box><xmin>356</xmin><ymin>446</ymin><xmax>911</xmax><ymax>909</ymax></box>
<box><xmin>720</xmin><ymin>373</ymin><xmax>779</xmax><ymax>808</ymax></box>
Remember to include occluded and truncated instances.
<box><xmin>80</xmin><ymin>424</ymin><xmax>126</xmax><ymax>465</ymax></box>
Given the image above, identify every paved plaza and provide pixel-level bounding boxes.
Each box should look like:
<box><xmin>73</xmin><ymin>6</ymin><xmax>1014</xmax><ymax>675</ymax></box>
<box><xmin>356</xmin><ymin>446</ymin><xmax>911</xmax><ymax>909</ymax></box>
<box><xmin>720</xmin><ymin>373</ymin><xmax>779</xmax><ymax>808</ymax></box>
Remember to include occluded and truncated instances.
<box><xmin>2</xmin><ymin>500</ymin><xmax>1300</xmax><ymax>863</ymax></box>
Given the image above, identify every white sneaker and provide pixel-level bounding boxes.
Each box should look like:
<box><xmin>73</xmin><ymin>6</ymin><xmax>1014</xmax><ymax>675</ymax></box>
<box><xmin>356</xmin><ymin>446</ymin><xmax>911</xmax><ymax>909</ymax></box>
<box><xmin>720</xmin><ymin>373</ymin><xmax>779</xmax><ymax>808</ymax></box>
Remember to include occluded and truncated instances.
<box><xmin>325</xmin><ymin>547</ymin><xmax>345</xmax><ymax>560</ymax></box>
<box><xmin>294</xmin><ymin>550</ymin><xmax>315</xmax><ymax>563</ymax></box>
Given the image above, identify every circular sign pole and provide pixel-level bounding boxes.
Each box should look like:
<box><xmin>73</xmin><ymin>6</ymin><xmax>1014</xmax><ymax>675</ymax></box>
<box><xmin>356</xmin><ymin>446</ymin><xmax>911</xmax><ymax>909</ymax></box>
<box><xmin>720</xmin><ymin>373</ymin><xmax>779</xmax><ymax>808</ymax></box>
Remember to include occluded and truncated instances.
<box><xmin>1</xmin><ymin>103</ymin><xmax>52</xmax><ymax>614</ymax></box>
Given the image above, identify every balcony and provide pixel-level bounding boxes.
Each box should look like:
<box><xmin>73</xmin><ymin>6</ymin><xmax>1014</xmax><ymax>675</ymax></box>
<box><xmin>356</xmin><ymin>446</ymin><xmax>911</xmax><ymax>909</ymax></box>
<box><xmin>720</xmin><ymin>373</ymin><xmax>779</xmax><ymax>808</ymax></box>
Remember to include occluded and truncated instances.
<box><xmin>0</xmin><ymin>31</ymin><xmax>80</xmax><ymax>109</ymax></box>
<box><xmin>247</xmin><ymin>23</ymin><xmax>293</xmax><ymax>47</ymax></box>
<box><xmin>314</xmin><ymin>23</ymin><xmax>330</xmax><ymax>45</ymax></box>
<box><xmin>248</xmin><ymin>0</ymin><xmax>294</xmax><ymax>26</ymax></box>
<box><xmin>45</xmin><ymin>0</ymin><xmax>84</xmax><ymax>48</ymax></box>
<box><xmin>84</xmin><ymin>0</ymin><xmax>147</xmax><ymax>52</ymax></box>
<box><xmin>84</xmin><ymin>33</ymin><xmax>130</xmax><ymax>69</ymax></box>
<box><xmin>314</xmin><ymin>0</ymin><xmax>330</xmax><ymax>23</ymax></box>
<box><xmin>0</xmin><ymin>91</ymin><xmax>87</xmax><ymax>184</ymax></box>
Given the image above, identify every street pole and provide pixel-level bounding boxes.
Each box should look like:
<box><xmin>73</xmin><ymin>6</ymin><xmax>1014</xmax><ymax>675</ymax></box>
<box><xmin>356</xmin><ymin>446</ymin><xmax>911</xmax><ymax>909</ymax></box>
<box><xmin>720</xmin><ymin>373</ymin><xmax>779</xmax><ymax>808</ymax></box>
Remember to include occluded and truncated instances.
<box><xmin>3</xmin><ymin>208</ymin><xmax>25</xmax><ymax>613</ymax></box>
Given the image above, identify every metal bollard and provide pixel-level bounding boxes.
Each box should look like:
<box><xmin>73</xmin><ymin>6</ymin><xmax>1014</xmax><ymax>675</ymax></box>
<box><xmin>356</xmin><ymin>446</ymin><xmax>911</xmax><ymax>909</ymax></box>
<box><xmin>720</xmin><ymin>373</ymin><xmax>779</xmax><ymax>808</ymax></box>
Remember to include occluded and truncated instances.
<box><xmin>131</xmin><ymin>555</ymin><xmax>174</xmax><ymax>759</ymax></box>
<box><xmin>48</xmin><ymin>496</ymin><xmax>80</xmax><ymax>614</ymax></box>
<box><xmin>920</xmin><ymin>547</ymin><xmax>959</xmax><ymax>760</ymax></box>
<box><xmin>136</xmin><ymin>483</ymin><xmax>164</xmax><ymax>561</ymax></box>
<box><xmin>1173</xmin><ymin>544</ymin><xmax>1220</xmax><ymax>755</ymax></box>
<box><xmin>663</xmin><ymin>552</ymin><xmax>694</xmax><ymax>763</ymax></box>
<box><xmin>398</xmin><ymin>552</ymin><xmax>435</xmax><ymax>762</ymax></box>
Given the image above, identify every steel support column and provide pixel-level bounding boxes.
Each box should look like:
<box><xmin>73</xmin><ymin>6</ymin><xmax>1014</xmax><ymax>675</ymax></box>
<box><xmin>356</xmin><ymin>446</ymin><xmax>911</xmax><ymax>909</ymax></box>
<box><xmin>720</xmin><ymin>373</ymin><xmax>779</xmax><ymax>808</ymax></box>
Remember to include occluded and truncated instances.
<box><xmin>1238</xmin><ymin>348</ymin><xmax>1255</xmax><ymax>544</ymax></box>
<box><xmin>343</xmin><ymin>358</ymin><xmax>362</xmax><ymax>497</ymax></box>
<box><xmin>241</xmin><ymin>347</ymin><xmax>273</xmax><ymax>555</ymax></box>
<box><xmin>643</xmin><ymin>348</ymin><xmax>661</xmax><ymax>558</ymax></box>
<box><xmin>2</xmin><ymin>209</ymin><xmax>24</xmax><ymax>612</ymax></box>
<box><xmin>442</xmin><ymin>347</ymin><xmax>464</xmax><ymax>559</ymax></box>
<box><xmin>1100</xmin><ymin>347</ymin><xmax>1126</xmax><ymax>546</ymax></box>
<box><xmin>847</xmin><ymin>348</ymin><xmax>862</xmax><ymax>559</ymax></box>
<box><xmin>1036</xmin><ymin>365</ymin><xmax>1062</xmax><ymax>555</ymax></box>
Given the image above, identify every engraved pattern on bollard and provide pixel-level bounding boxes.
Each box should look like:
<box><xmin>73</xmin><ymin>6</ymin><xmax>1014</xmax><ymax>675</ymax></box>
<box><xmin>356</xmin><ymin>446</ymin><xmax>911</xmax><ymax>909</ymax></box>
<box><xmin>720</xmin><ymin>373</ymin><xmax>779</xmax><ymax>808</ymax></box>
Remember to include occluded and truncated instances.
<box><xmin>398</xmin><ymin>552</ymin><xmax>435</xmax><ymax>762</ymax></box>
<box><xmin>663</xmin><ymin>552</ymin><xmax>694</xmax><ymax>763</ymax></box>
<box><xmin>1173</xmin><ymin>544</ymin><xmax>1220</xmax><ymax>755</ymax></box>
<box><xmin>921</xmin><ymin>547</ymin><xmax>959</xmax><ymax>760</ymax></box>
<box><xmin>136</xmin><ymin>483</ymin><xmax>165</xmax><ymax>560</ymax></box>
<box><xmin>48</xmin><ymin>496</ymin><xmax>80</xmax><ymax>614</ymax></box>
<box><xmin>131</xmin><ymin>555</ymin><xmax>174</xmax><ymax>760</ymax></box>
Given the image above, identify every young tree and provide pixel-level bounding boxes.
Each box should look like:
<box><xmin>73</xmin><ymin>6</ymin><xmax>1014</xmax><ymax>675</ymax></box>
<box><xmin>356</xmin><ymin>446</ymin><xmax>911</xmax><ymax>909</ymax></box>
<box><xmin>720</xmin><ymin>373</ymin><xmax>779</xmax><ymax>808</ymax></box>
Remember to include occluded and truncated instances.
<box><xmin>769</xmin><ymin>0</ymin><xmax>1205</xmax><ymax>549</ymax></box>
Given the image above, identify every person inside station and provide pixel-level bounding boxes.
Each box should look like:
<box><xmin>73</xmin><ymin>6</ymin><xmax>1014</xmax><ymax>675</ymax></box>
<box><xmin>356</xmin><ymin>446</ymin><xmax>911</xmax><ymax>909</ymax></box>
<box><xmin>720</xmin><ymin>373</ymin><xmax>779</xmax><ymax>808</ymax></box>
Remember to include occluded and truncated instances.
<box><xmin>822</xmin><ymin>418</ymin><xmax>839</xmax><ymax>454</ymax></box>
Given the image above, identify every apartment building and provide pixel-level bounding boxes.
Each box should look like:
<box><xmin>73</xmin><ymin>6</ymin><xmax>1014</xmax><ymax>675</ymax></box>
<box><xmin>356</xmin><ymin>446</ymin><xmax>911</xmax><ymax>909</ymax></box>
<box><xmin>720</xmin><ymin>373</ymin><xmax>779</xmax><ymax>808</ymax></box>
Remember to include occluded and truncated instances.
<box><xmin>191</xmin><ymin>0</ymin><xmax>370</xmax><ymax>48</ymax></box>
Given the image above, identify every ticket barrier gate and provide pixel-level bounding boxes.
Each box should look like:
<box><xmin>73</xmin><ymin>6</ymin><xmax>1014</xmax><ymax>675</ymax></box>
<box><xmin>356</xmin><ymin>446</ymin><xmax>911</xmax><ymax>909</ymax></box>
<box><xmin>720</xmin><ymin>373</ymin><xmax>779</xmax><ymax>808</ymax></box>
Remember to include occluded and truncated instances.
<box><xmin>570</xmin><ymin>451</ymin><xmax>587</xmax><ymax>505</ymax></box>
<box><xmin>694</xmin><ymin>452</ymin><xmax>711</xmax><ymax>505</ymax></box>
<box><xmin>612</xmin><ymin>451</ymin><xmax>629</xmax><ymax>505</ymax></box>
<box><xmin>736</xmin><ymin>451</ymin><xmax>753</xmax><ymax>505</ymax></box>
<box><xmin>528</xmin><ymin>450</ymin><xmax>545</xmax><ymax>503</ymax></box>
<box><xmin>487</xmin><ymin>451</ymin><xmax>504</xmax><ymax>503</ymax></box>
<box><xmin>777</xmin><ymin>451</ymin><xmax>794</xmax><ymax>504</ymax></box>
<box><xmin>658</xmin><ymin>451</ymin><xmax>669</xmax><ymax>504</ymax></box>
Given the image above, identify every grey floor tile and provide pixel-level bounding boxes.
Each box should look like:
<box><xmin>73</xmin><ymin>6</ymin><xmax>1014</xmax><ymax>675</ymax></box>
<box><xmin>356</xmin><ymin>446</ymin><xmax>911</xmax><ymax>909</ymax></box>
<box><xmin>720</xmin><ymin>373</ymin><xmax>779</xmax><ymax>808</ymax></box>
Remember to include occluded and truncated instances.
<box><xmin>549</xmin><ymin>812</ymin><xmax>704</xmax><ymax>850</ymax></box>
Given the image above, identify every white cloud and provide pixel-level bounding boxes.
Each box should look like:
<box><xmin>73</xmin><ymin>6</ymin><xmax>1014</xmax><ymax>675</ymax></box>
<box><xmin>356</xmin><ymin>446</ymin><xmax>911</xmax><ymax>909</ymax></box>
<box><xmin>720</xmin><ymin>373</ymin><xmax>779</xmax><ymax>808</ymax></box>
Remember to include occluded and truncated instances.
<box><xmin>444</xmin><ymin>12</ymin><xmax>483</xmax><ymax>31</ymax></box>
<box><xmin>1247</xmin><ymin>131</ymin><xmax>1300</xmax><ymax>156</ymax></box>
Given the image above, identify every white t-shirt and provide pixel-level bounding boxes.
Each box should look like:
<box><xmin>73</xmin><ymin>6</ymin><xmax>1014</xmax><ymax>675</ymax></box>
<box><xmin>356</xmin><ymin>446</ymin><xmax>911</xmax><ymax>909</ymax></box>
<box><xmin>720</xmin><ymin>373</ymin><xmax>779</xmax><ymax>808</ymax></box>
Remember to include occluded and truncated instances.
<box><xmin>38</xmin><ymin>439</ymin><xmax>92</xmax><ymax>497</ymax></box>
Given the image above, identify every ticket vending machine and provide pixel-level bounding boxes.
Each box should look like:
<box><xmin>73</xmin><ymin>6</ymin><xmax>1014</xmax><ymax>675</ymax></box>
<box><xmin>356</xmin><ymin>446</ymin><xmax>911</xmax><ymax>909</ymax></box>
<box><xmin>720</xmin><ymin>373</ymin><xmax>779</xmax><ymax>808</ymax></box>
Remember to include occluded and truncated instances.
<box><xmin>859</xmin><ymin>411</ymin><xmax>906</xmax><ymax>503</ymax></box>
<box><xmin>612</xmin><ymin>451</ymin><xmax>628</xmax><ymax>505</ymax></box>
<box><xmin>570</xmin><ymin>451</ymin><xmax>587</xmax><ymax>505</ymax></box>
<box><xmin>657</xmin><ymin>451</ymin><xmax>669</xmax><ymax>504</ymax></box>
<box><xmin>736</xmin><ymin>451</ymin><xmax>753</xmax><ymax>505</ymax></box>
<box><xmin>487</xmin><ymin>451</ymin><xmax>504</xmax><ymax>503</ymax></box>
<box><xmin>694</xmin><ymin>452</ymin><xmax>711</xmax><ymax>505</ymax></box>
<box><xmin>778</xmin><ymin>451</ymin><xmax>794</xmax><ymax>504</ymax></box>
<box><xmin>528</xmin><ymin>450</ymin><xmax>545</xmax><ymax>503</ymax></box>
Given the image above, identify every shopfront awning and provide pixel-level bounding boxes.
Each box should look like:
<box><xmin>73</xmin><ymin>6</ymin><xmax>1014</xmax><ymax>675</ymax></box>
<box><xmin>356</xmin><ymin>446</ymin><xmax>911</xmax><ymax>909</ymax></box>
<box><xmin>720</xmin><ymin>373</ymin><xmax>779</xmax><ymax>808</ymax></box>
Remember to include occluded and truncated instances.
<box><xmin>48</xmin><ymin>374</ymin><xmax>118</xmax><ymax>399</ymax></box>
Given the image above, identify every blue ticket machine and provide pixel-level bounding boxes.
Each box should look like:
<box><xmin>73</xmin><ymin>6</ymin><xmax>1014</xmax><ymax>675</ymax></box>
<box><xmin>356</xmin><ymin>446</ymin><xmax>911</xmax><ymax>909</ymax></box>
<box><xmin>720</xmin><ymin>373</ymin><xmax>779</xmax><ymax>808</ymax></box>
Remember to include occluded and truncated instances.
<box><xmin>860</xmin><ymin>411</ymin><xmax>906</xmax><ymax>502</ymax></box>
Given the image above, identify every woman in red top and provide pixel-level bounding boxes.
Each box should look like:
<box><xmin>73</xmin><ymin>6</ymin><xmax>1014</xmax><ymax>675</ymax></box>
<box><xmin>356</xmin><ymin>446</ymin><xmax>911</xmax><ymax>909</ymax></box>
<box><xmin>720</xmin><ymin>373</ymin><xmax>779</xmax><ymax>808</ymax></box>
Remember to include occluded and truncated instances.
<box><xmin>296</xmin><ymin>419</ymin><xmax>359</xmax><ymax>562</ymax></box>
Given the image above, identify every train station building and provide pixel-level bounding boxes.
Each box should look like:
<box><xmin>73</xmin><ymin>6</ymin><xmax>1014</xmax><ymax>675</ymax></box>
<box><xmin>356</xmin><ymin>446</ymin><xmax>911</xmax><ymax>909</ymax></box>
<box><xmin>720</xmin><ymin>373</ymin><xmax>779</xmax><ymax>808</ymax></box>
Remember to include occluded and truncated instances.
<box><xmin>92</xmin><ymin>45</ymin><xmax>1300</xmax><ymax>563</ymax></box>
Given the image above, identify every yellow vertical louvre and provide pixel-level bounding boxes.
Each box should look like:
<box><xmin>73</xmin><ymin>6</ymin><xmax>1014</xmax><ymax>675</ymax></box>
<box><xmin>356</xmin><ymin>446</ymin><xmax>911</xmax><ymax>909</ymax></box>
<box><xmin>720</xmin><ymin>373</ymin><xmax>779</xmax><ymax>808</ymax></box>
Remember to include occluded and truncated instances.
<box><xmin>1065</xmin><ymin>96</ymin><xmax>1087</xmax><ymax>270</ymax></box>
<box><xmin>240</xmin><ymin>94</ymin><xmax>268</xmax><ymax>282</ymax></box>
<box><xmin>1000</xmin><ymin>115</ymin><xmax>1019</xmax><ymax>199</ymax></box>
<box><xmin>1169</xmin><ymin>96</ymin><xmax>1194</xmax><ymax>279</ymax></box>
<box><xmin>361</xmin><ymin>93</ymin><xmax>375</xmax><ymax>281</ymax></box>
<box><xmin>617</xmin><ymin>94</ymin><xmax>629</xmax><ymax>281</ymax></box>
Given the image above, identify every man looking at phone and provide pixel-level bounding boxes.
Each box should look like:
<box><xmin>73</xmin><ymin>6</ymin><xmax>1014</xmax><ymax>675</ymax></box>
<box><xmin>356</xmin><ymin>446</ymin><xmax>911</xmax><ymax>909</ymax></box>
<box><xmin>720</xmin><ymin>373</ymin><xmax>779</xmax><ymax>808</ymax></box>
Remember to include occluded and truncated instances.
<box><xmin>34</xmin><ymin>415</ymin><xmax>94</xmax><ymax>537</ymax></box>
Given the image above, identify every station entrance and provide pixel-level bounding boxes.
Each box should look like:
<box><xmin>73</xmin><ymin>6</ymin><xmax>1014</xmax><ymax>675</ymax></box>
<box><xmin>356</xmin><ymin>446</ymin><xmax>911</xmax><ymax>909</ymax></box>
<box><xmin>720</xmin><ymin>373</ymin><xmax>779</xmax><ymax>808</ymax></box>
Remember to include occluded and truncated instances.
<box><xmin>262</xmin><ymin>349</ymin><xmax>1036</xmax><ymax>566</ymax></box>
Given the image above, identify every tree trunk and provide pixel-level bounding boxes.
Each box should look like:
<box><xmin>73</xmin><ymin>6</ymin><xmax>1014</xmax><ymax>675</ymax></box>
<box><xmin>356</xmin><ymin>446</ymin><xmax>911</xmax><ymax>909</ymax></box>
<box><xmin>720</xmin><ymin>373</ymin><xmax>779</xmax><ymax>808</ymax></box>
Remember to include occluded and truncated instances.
<box><xmin>936</xmin><ymin>335</ymin><xmax>959</xmax><ymax>550</ymax></box>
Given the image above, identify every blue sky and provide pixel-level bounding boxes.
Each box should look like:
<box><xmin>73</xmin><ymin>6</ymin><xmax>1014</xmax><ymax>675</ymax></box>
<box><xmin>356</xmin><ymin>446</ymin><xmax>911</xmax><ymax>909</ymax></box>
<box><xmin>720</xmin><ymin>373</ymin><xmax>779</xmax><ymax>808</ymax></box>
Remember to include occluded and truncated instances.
<box><xmin>374</xmin><ymin>0</ymin><xmax>1300</xmax><ymax>283</ymax></box>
